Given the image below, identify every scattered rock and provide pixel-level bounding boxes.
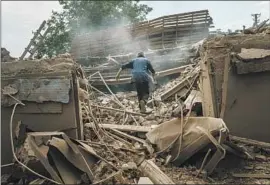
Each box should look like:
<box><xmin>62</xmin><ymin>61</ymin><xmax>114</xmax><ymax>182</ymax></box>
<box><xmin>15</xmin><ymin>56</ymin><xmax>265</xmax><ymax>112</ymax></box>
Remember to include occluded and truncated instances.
<box><xmin>121</xmin><ymin>162</ymin><xmax>137</xmax><ymax>171</ymax></box>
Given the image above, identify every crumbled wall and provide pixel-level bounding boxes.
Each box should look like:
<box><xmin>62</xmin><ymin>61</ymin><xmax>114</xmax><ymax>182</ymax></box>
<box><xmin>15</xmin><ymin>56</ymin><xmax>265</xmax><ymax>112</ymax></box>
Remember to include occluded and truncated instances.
<box><xmin>200</xmin><ymin>33</ymin><xmax>270</xmax><ymax>142</ymax></box>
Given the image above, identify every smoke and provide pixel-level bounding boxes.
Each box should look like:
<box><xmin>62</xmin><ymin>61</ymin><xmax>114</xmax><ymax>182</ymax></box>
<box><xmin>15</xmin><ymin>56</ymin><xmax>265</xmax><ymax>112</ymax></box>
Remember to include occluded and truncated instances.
<box><xmin>71</xmin><ymin>14</ymin><xmax>208</xmax><ymax>74</ymax></box>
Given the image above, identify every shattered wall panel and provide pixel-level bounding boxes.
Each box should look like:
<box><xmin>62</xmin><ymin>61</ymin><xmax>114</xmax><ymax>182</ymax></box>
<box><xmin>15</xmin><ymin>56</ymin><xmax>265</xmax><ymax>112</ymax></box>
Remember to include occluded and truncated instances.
<box><xmin>224</xmin><ymin>70</ymin><xmax>270</xmax><ymax>142</ymax></box>
<box><xmin>1</xmin><ymin>93</ymin><xmax>79</xmax><ymax>165</ymax></box>
<box><xmin>233</xmin><ymin>59</ymin><xmax>270</xmax><ymax>74</ymax></box>
<box><xmin>1</xmin><ymin>59</ymin><xmax>83</xmax><ymax>165</ymax></box>
<box><xmin>200</xmin><ymin>34</ymin><xmax>270</xmax><ymax>142</ymax></box>
<box><xmin>1</xmin><ymin>78</ymin><xmax>71</xmax><ymax>106</ymax></box>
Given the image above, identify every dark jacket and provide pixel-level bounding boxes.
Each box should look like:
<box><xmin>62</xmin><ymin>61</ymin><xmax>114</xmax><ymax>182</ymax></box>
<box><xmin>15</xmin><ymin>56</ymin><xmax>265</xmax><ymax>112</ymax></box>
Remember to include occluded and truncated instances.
<box><xmin>121</xmin><ymin>57</ymin><xmax>155</xmax><ymax>83</ymax></box>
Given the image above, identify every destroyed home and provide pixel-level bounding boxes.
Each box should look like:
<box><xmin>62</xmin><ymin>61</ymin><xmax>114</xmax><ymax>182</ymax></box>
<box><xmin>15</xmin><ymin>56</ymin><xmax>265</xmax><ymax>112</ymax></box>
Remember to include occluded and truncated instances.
<box><xmin>1</xmin><ymin>3</ymin><xmax>270</xmax><ymax>185</ymax></box>
<box><xmin>71</xmin><ymin>10</ymin><xmax>213</xmax><ymax>87</ymax></box>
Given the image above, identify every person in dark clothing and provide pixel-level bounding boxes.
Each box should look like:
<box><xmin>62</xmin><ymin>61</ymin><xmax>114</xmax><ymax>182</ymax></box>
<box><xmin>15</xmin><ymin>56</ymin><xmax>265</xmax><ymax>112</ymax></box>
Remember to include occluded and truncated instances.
<box><xmin>116</xmin><ymin>52</ymin><xmax>156</xmax><ymax>113</ymax></box>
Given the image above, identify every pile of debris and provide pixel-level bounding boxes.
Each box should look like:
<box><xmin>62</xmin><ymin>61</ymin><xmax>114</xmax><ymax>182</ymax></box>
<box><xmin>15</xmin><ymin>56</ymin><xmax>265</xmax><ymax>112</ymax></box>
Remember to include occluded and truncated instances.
<box><xmin>2</xmin><ymin>34</ymin><xmax>270</xmax><ymax>185</ymax></box>
<box><xmin>1</xmin><ymin>48</ymin><xmax>16</xmax><ymax>63</ymax></box>
<box><xmin>243</xmin><ymin>19</ymin><xmax>270</xmax><ymax>34</ymax></box>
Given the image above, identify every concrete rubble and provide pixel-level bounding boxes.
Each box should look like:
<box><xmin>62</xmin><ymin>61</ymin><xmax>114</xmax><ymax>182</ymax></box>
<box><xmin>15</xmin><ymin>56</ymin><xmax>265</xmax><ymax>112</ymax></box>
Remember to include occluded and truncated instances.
<box><xmin>1</xmin><ymin>48</ymin><xmax>16</xmax><ymax>63</ymax></box>
<box><xmin>2</xmin><ymin>33</ymin><xmax>270</xmax><ymax>185</ymax></box>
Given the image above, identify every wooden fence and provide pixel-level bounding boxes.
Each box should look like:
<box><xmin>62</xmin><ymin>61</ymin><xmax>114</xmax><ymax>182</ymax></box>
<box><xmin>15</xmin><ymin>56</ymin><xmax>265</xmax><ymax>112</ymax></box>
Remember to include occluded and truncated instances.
<box><xmin>71</xmin><ymin>10</ymin><xmax>213</xmax><ymax>59</ymax></box>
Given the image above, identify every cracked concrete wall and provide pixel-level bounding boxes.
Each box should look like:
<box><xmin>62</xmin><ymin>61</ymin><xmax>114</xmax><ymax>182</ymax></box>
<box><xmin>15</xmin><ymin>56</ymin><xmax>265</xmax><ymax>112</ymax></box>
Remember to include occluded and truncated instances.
<box><xmin>200</xmin><ymin>34</ymin><xmax>270</xmax><ymax>142</ymax></box>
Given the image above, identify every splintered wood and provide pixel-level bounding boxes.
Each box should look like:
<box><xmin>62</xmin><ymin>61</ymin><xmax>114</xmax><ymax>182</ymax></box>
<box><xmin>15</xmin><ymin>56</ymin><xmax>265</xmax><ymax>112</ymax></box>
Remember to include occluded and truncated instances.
<box><xmin>4</xmin><ymin>34</ymin><xmax>270</xmax><ymax>185</ymax></box>
<box><xmin>138</xmin><ymin>160</ymin><xmax>175</xmax><ymax>184</ymax></box>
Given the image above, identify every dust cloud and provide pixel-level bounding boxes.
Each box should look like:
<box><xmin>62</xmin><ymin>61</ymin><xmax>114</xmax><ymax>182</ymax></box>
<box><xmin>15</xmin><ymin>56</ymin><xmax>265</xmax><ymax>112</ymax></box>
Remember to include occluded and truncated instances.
<box><xmin>71</xmin><ymin>16</ymin><xmax>208</xmax><ymax>71</ymax></box>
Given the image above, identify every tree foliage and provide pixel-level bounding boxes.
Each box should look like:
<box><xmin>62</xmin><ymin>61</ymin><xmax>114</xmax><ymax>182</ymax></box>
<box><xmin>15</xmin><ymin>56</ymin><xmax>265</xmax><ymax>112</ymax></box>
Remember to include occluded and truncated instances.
<box><xmin>34</xmin><ymin>0</ymin><xmax>152</xmax><ymax>58</ymax></box>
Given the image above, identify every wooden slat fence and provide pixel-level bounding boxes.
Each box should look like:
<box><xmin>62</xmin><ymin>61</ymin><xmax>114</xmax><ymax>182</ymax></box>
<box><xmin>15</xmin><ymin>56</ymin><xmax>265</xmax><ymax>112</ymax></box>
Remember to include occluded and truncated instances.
<box><xmin>71</xmin><ymin>10</ymin><xmax>213</xmax><ymax>59</ymax></box>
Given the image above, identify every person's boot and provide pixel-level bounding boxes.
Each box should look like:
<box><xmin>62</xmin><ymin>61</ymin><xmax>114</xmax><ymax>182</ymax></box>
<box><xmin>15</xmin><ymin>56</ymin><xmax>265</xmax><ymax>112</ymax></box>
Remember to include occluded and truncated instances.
<box><xmin>139</xmin><ymin>100</ymin><xmax>146</xmax><ymax>113</ymax></box>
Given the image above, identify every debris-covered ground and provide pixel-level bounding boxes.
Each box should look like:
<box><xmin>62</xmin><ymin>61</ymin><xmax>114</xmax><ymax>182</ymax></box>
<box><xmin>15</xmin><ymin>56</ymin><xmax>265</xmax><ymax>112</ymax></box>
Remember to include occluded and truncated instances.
<box><xmin>82</xmin><ymin>65</ymin><xmax>270</xmax><ymax>184</ymax></box>
<box><xmin>2</xmin><ymin>31</ymin><xmax>270</xmax><ymax>185</ymax></box>
<box><xmin>1</xmin><ymin>48</ymin><xmax>16</xmax><ymax>63</ymax></box>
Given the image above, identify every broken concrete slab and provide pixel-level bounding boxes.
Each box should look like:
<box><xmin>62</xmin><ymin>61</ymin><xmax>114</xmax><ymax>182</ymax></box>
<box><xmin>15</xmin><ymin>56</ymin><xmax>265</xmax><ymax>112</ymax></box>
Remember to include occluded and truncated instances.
<box><xmin>1</xmin><ymin>78</ymin><xmax>71</xmax><ymax>106</ymax></box>
<box><xmin>24</xmin><ymin>132</ymin><xmax>101</xmax><ymax>184</ymax></box>
<box><xmin>236</xmin><ymin>48</ymin><xmax>270</xmax><ymax>61</ymax></box>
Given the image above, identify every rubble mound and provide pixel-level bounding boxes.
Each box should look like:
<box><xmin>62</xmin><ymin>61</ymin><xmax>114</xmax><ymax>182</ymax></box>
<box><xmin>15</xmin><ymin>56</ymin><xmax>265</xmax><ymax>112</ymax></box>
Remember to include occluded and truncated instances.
<box><xmin>1</xmin><ymin>47</ymin><xmax>16</xmax><ymax>63</ymax></box>
<box><xmin>1</xmin><ymin>53</ymin><xmax>77</xmax><ymax>77</ymax></box>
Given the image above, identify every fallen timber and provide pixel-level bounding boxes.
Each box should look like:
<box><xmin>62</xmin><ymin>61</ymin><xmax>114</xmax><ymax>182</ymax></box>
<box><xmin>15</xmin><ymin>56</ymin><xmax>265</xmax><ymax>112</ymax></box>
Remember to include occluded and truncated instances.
<box><xmin>91</xmin><ymin>104</ymin><xmax>146</xmax><ymax>116</ymax></box>
<box><xmin>232</xmin><ymin>173</ymin><xmax>270</xmax><ymax>179</ymax></box>
<box><xmin>138</xmin><ymin>159</ymin><xmax>175</xmax><ymax>184</ymax></box>
<box><xmin>159</xmin><ymin>66</ymin><xmax>199</xmax><ymax>101</ymax></box>
<box><xmin>88</xmin><ymin>64</ymin><xmax>192</xmax><ymax>85</ymax></box>
<box><xmin>230</xmin><ymin>135</ymin><xmax>270</xmax><ymax>149</ymax></box>
<box><xmin>85</xmin><ymin>123</ymin><xmax>156</xmax><ymax>133</ymax></box>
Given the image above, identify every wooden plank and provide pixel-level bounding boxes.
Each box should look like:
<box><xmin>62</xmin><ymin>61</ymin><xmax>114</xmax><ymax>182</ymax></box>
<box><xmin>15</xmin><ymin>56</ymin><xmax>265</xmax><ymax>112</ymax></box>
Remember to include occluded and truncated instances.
<box><xmin>232</xmin><ymin>173</ymin><xmax>270</xmax><ymax>179</ymax></box>
<box><xmin>199</xmin><ymin>50</ymin><xmax>216</xmax><ymax>117</ymax></box>
<box><xmin>85</xmin><ymin>123</ymin><xmax>156</xmax><ymax>133</ymax></box>
<box><xmin>164</xmin><ymin>14</ymin><xmax>211</xmax><ymax>22</ymax></box>
<box><xmin>230</xmin><ymin>135</ymin><xmax>270</xmax><ymax>149</ymax></box>
<box><xmin>28</xmin><ymin>27</ymin><xmax>51</xmax><ymax>59</ymax></box>
<box><xmin>147</xmin><ymin>25</ymin><xmax>209</xmax><ymax>35</ymax></box>
<box><xmin>88</xmin><ymin>65</ymin><xmax>192</xmax><ymax>85</ymax></box>
<box><xmin>91</xmin><ymin>104</ymin><xmax>145</xmax><ymax>116</ymax></box>
<box><xmin>220</xmin><ymin>53</ymin><xmax>230</xmax><ymax>119</ymax></box>
<box><xmin>109</xmin><ymin>128</ymin><xmax>146</xmax><ymax>143</ymax></box>
<box><xmin>164</xmin><ymin>19</ymin><xmax>211</xmax><ymax>26</ymax></box>
<box><xmin>159</xmin><ymin>67</ymin><xmax>200</xmax><ymax>101</ymax></box>
<box><xmin>109</xmin><ymin>129</ymin><xmax>154</xmax><ymax>154</ymax></box>
<box><xmin>19</xmin><ymin>20</ymin><xmax>46</xmax><ymax>60</ymax></box>
<box><xmin>138</xmin><ymin>160</ymin><xmax>175</xmax><ymax>184</ymax></box>
<box><xmin>150</xmin><ymin>10</ymin><xmax>208</xmax><ymax>22</ymax></box>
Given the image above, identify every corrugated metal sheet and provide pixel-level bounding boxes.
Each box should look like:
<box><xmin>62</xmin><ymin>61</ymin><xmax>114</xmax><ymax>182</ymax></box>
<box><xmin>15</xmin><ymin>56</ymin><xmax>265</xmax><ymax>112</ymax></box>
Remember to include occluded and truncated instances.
<box><xmin>1</xmin><ymin>78</ymin><xmax>71</xmax><ymax>106</ymax></box>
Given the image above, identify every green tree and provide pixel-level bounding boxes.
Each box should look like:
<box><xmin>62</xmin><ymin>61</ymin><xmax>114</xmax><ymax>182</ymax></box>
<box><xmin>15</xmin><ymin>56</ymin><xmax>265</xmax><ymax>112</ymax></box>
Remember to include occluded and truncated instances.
<box><xmin>34</xmin><ymin>0</ymin><xmax>152</xmax><ymax>59</ymax></box>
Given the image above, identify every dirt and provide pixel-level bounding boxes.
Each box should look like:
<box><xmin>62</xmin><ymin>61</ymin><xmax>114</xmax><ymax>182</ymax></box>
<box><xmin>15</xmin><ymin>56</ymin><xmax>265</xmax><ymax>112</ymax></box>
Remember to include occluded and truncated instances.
<box><xmin>2</xmin><ymin>34</ymin><xmax>270</xmax><ymax>184</ymax></box>
<box><xmin>1</xmin><ymin>48</ymin><xmax>16</xmax><ymax>63</ymax></box>
<box><xmin>1</xmin><ymin>54</ymin><xmax>77</xmax><ymax>77</ymax></box>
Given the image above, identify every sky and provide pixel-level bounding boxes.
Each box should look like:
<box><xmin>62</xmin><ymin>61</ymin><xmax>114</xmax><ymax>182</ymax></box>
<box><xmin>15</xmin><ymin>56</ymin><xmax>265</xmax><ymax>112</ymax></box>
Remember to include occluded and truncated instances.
<box><xmin>1</xmin><ymin>1</ymin><xmax>270</xmax><ymax>57</ymax></box>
